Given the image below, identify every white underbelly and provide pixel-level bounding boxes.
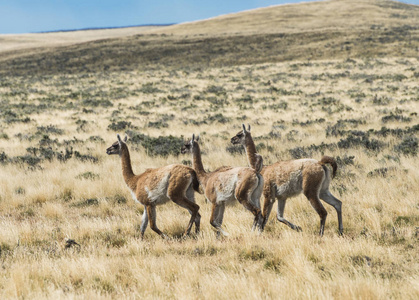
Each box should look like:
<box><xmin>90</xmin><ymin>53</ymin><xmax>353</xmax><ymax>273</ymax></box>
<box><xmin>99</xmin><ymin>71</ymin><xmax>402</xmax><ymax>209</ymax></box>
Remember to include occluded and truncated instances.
<box><xmin>276</xmin><ymin>170</ymin><xmax>303</xmax><ymax>198</ymax></box>
<box><xmin>145</xmin><ymin>174</ymin><xmax>171</xmax><ymax>205</ymax></box>
<box><xmin>215</xmin><ymin>174</ymin><xmax>237</xmax><ymax>203</ymax></box>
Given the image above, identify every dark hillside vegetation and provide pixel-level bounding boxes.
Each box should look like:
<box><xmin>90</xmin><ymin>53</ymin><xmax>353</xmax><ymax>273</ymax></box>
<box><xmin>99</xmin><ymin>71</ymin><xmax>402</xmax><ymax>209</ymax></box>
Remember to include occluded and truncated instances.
<box><xmin>0</xmin><ymin>0</ymin><xmax>418</xmax><ymax>76</ymax></box>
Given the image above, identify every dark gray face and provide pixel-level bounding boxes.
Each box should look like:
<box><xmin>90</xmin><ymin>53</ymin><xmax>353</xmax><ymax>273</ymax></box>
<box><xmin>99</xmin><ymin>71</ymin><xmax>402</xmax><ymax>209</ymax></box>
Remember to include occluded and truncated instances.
<box><xmin>181</xmin><ymin>140</ymin><xmax>193</xmax><ymax>154</ymax></box>
<box><xmin>106</xmin><ymin>141</ymin><xmax>120</xmax><ymax>155</ymax></box>
<box><xmin>231</xmin><ymin>130</ymin><xmax>245</xmax><ymax>145</ymax></box>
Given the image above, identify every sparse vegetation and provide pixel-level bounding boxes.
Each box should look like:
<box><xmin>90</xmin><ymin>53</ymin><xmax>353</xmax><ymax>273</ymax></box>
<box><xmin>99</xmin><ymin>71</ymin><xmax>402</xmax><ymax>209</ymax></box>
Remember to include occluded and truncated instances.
<box><xmin>0</xmin><ymin>0</ymin><xmax>418</xmax><ymax>298</ymax></box>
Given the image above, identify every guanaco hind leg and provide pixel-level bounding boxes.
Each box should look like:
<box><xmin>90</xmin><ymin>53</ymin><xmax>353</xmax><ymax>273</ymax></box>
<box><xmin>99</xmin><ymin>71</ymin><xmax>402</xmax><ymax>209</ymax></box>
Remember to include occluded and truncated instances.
<box><xmin>171</xmin><ymin>195</ymin><xmax>200</xmax><ymax>236</ymax></box>
<box><xmin>234</xmin><ymin>178</ymin><xmax>262</xmax><ymax>230</ymax></box>
<box><xmin>320</xmin><ymin>190</ymin><xmax>343</xmax><ymax>235</ymax></box>
<box><xmin>261</xmin><ymin>184</ymin><xmax>275</xmax><ymax>230</ymax></box>
<box><xmin>185</xmin><ymin>185</ymin><xmax>201</xmax><ymax>233</ymax></box>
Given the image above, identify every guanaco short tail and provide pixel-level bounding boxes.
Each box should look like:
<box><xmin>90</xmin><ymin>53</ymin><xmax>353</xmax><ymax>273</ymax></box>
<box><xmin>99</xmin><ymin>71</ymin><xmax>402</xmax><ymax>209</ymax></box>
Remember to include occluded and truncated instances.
<box><xmin>319</xmin><ymin>156</ymin><xmax>337</xmax><ymax>178</ymax></box>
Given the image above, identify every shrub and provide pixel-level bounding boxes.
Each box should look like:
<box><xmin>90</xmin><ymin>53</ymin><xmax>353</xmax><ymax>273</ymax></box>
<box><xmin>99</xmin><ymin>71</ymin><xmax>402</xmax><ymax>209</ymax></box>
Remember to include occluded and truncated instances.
<box><xmin>381</xmin><ymin>113</ymin><xmax>411</xmax><ymax>123</ymax></box>
<box><xmin>374</xmin><ymin>127</ymin><xmax>404</xmax><ymax>138</ymax></box>
<box><xmin>13</xmin><ymin>155</ymin><xmax>42</xmax><ymax>167</ymax></box>
<box><xmin>0</xmin><ymin>152</ymin><xmax>8</xmax><ymax>164</ymax></box>
<box><xmin>367</xmin><ymin>167</ymin><xmax>396</xmax><ymax>178</ymax></box>
<box><xmin>87</xmin><ymin>135</ymin><xmax>105</xmax><ymax>143</ymax></box>
<box><xmin>108</xmin><ymin>121</ymin><xmax>132</xmax><ymax>131</ymax></box>
<box><xmin>138</xmin><ymin>82</ymin><xmax>163</xmax><ymax>94</ymax></box>
<box><xmin>39</xmin><ymin>135</ymin><xmax>59</xmax><ymax>146</ymax></box>
<box><xmin>205</xmin><ymin>85</ymin><xmax>226</xmax><ymax>95</ymax></box>
<box><xmin>74</xmin><ymin>151</ymin><xmax>99</xmax><ymax>163</ymax></box>
<box><xmin>395</xmin><ymin>215</ymin><xmax>419</xmax><ymax>226</ymax></box>
<box><xmin>235</xmin><ymin>94</ymin><xmax>253</xmax><ymax>103</ymax></box>
<box><xmin>289</xmin><ymin>147</ymin><xmax>310</xmax><ymax>159</ymax></box>
<box><xmin>82</xmin><ymin>99</ymin><xmax>113</xmax><ymax>107</ymax></box>
<box><xmin>336</xmin><ymin>155</ymin><xmax>355</xmax><ymax>166</ymax></box>
<box><xmin>57</xmin><ymin>148</ymin><xmax>74</xmax><ymax>162</ymax></box>
<box><xmin>26</xmin><ymin>146</ymin><xmax>73</xmax><ymax>163</ymax></box>
<box><xmin>337</xmin><ymin>134</ymin><xmax>385</xmax><ymax>151</ymax></box>
<box><xmin>225</xmin><ymin>145</ymin><xmax>245</xmax><ymax>155</ymax></box>
<box><xmin>239</xmin><ymin>246</ymin><xmax>267</xmax><ymax>261</ymax></box>
<box><xmin>286</xmin><ymin>130</ymin><xmax>300</xmax><ymax>141</ymax></box>
<box><xmin>182</xmin><ymin>159</ymin><xmax>192</xmax><ymax>166</ymax></box>
<box><xmin>372</xmin><ymin>95</ymin><xmax>391</xmax><ymax>105</ymax></box>
<box><xmin>394</xmin><ymin>136</ymin><xmax>418</xmax><ymax>156</ymax></box>
<box><xmin>269</xmin><ymin>86</ymin><xmax>294</xmax><ymax>95</ymax></box>
<box><xmin>36</xmin><ymin>125</ymin><xmax>64</xmax><ymax>135</ymax></box>
<box><xmin>60</xmin><ymin>188</ymin><xmax>73</xmax><ymax>202</ymax></box>
<box><xmin>15</xmin><ymin>187</ymin><xmax>25</xmax><ymax>195</ymax></box>
<box><xmin>207</xmin><ymin>113</ymin><xmax>230</xmax><ymax>124</ymax></box>
<box><xmin>325</xmin><ymin>119</ymin><xmax>367</xmax><ymax>137</ymax></box>
<box><xmin>110</xmin><ymin>194</ymin><xmax>127</xmax><ymax>204</ymax></box>
<box><xmin>76</xmin><ymin>172</ymin><xmax>100</xmax><ymax>180</ymax></box>
<box><xmin>262</xmin><ymin>102</ymin><xmax>288</xmax><ymax>111</ymax></box>
<box><xmin>127</xmin><ymin>130</ymin><xmax>184</xmax><ymax>157</ymax></box>
<box><xmin>0</xmin><ymin>242</ymin><xmax>13</xmax><ymax>257</ymax></box>
<box><xmin>102</xmin><ymin>232</ymin><xmax>126</xmax><ymax>248</ymax></box>
<box><xmin>71</xmin><ymin>198</ymin><xmax>99</xmax><ymax>208</ymax></box>
<box><xmin>148</xmin><ymin>121</ymin><xmax>168</xmax><ymax>128</ymax></box>
<box><xmin>293</xmin><ymin>118</ymin><xmax>325</xmax><ymax>127</ymax></box>
<box><xmin>289</xmin><ymin>142</ymin><xmax>337</xmax><ymax>159</ymax></box>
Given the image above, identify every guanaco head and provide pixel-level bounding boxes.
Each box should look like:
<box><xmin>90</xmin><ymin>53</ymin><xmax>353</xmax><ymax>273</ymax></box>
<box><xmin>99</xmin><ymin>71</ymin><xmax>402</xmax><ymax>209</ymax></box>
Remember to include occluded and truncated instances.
<box><xmin>106</xmin><ymin>134</ymin><xmax>128</xmax><ymax>155</ymax></box>
<box><xmin>181</xmin><ymin>134</ymin><xmax>199</xmax><ymax>154</ymax></box>
<box><xmin>231</xmin><ymin>124</ymin><xmax>251</xmax><ymax>145</ymax></box>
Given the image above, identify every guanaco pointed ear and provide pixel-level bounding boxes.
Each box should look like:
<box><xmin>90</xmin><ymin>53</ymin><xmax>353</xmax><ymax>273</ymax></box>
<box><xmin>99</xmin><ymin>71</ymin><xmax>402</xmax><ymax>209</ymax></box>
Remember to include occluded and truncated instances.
<box><xmin>191</xmin><ymin>134</ymin><xmax>195</xmax><ymax>145</ymax></box>
<box><xmin>124</xmin><ymin>135</ymin><xmax>128</xmax><ymax>142</ymax></box>
<box><xmin>117</xmin><ymin>134</ymin><xmax>122</xmax><ymax>143</ymax></box>
<box><xmin>242</xmin><ymin>123</ymin><xmax>247</xmax><ymax>134</ymax></box>
<box><xmin>247</xmin><ymin>124</ymin><xmax>251</xmax><ymax>132</ymax></box>
<box><xmin>196</xmin><ymin>134</ymin><xmax>200</xmax><ymax>142</ymax></box>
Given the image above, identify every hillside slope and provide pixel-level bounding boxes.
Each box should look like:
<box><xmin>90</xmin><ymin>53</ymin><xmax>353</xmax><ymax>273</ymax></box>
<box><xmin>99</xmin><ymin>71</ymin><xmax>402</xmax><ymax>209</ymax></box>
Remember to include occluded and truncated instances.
<box><xmin>154</xmin><ymin>0</ymin><xmax>419</xmax><ymax>36</ymax></box>
<box><xmin>0</xmin><ymin>0</ymin><xmax>417</xmax><ymax>76</ymax></box>
<box><xmin>0</xmin><ymin>26</ymin><xmax>162</xmax><ymax>54</ymax></box>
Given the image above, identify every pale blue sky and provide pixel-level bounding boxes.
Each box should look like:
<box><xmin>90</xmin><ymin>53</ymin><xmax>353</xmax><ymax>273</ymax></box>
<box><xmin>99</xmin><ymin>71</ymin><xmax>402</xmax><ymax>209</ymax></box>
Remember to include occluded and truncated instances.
<box><xmin>0</xmin><ymin>0</ymin><xmax>418</xmax><ymax>34</ymax></box>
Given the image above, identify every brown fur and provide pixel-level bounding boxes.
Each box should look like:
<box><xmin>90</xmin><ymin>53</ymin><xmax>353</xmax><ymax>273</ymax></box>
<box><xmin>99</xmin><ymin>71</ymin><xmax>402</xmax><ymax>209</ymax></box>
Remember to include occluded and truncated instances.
<box><xmin>107</xmin><ymin>135</ymin><xmax>201</xmax><ymax>239</ymax></box>
<box><xmin>231</xmin><ymin>125</ymin><xmax>343</xmax><ymax>236</ymax></box>
<box><xmin>319</xmin><ymin>155</ymin><xmax>337</xmax><ymax>178</ymax></box>
<box><xmin>182</xmin><ymin>135</ymin><xmax>264</xmax><ymax>235</ymax></box>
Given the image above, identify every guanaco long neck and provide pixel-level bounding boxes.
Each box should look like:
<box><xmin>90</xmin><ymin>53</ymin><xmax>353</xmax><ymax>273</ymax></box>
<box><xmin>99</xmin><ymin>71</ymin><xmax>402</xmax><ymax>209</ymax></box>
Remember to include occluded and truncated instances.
<box><xmin>191</xmin><ymin>143</ymin><xmax>209</xmax><ymax>186</ymax></box>
<box><xmin>120</xmin><ymin>144</ymin><xmax>136</xmax><ymax>190</ymax></box>
<box><xmin>244</xmin><ymin>134</ymin><xmax>258</xmax><ymax>169</ymax></box>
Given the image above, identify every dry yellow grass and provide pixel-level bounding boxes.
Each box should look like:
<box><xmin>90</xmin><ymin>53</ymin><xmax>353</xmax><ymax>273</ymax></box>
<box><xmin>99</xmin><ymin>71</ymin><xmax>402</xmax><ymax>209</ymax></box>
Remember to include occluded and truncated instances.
<box><xmin>0</xmin><ymin>0</ymin><xmax>418</xmax><ymax>298</ymax></box>
<box><xmin>0</xmin><ymin>55</ymin><xmax>418</xmax><ymax>298</ymax></box>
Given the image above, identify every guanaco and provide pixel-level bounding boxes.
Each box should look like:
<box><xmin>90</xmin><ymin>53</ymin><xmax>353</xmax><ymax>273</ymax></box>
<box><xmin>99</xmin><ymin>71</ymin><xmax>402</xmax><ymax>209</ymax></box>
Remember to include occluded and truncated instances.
<box><xmin>231</xmin><ymin>125</ymin><xmax>342</xmax><ymax>236</ymax></box>
<box><xmin>107</xmin><ymin>134</ymin><xmax>201</xmax><ymax>239</ymax></box>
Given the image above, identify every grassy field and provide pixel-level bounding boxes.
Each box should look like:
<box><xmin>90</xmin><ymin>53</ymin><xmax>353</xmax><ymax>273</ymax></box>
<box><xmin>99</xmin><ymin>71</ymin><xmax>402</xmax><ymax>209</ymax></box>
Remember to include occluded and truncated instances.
<box><xmin>0</xmin><ymin>0</ymin><xmax>419</xmax><ymax>299</ymax></box>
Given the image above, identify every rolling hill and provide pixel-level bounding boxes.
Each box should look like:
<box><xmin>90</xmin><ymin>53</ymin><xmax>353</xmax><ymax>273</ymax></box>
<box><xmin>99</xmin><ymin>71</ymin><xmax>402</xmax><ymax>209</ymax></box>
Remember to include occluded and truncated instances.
<box><xmin>0</xmin><ymin>0</ymin><xmax>418</xmax><ymax>76</ymax></box>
